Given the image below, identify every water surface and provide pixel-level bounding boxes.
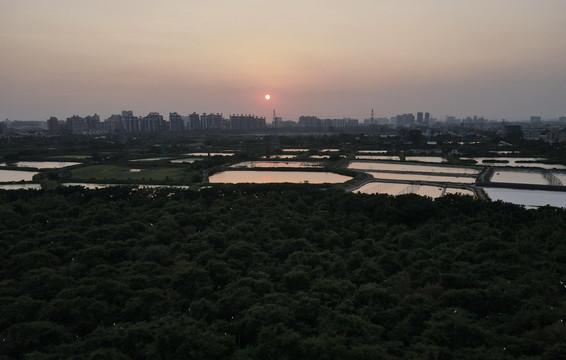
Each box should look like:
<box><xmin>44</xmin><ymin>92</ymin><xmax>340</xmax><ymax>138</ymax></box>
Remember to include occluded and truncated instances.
<box><xmin>444</xmin><ymin>188</ymin><xmax>475</xmax><ymax>196</ymax></box>
<box><xmin>0</xmin><ymin>184</ymin><xmax>41</xmax><ymax>190</ymax></box>
<box><xmin>356</xmin><ymin>155</ymin><xmax>400</xmax><ymax>161</ymax></box>
<box><xmin>483</xmin><ymin>188</ymin><xmax>566</xmax><ymax>209</ymax></box>
<box><xmin>231</xmin><ymin>161</ymin><xmax>323</xmax><ymax>169</ymax></box>
<box><xmin>309</xmin><ymin>155</ymin><xmax>332</xmax><ymax>159</ymax></box>
<box><xmin>367</xmin><ymin>171</ymin><xmax>475</xmax><ymax>184</ymax></box>
<box><xmin>348</xmin><ymin>161</ymin><xmax>479</xmax><ymax>175</ymax></box>
<box><xmin>552</xmin><ymin>173</ymin><xmax>566</xmax><ymax>185</ymax></box>
<box><xmin>282</xmin><ymin>149</ymin><xmax>309</xmax><ymax>152</ymax></box>
<box><xmin>184</xmin><ymin>152</ymin><xmax>234</xmax><ymax>156</ymax></box>
<box><xmin>63</xmin><ymin>183</ymin><xmax>191</xmax><ymax>189</ymax></box>
<box><xmin>170</xmin><ymin>158</ymin><xmax>203</xmax><ymax>163</ymax></box>
<box><xmin>1</xmin><ymin>161</ymin><xmax>80</xmax><ymax>169</ymax></box>
<box><xmin>358</xmin><ymin>150</ymin><xmax>388</xmax><ymax>154</ymax></box>
<box><xmin>357</xmin><ymin>182</ymin><xmax>443</xmax><ymax>197</ymax></box>
<box><xmin>130</xmin><ymin>157</ymin><xmax>172</xmax><ymax>162</ymax></box>
<box><xmin>491</xmin><ymin>170</ymin><xmax>549</xmax><ymax>185</ymax></box>
<box><xmin>0</xmin><ymin>170</ymin><xmax>38</xmax><ymax>182</ymax></box>
<box><xmin>262</xmin><ymin>155</ymin><xmax>296</xmax><ymax>159</ymax></box>
<box><xmin>462</xmin><ymin>157</ymin><xmax>565</xmax><ymax>169</ymax></box>
<box><xmin>209</xmin><ymin>171</ymin><xmax>352</xmax><ymax>184</ymax></box>
<box><xmin>405</xmin><ymin>156</ymin><xmax>445</xmax><ymax>163</ymax></box>
<box><xmin>356</xmin><ymin>155</ymin><xmax>446</xmax><ymax>163</ymax></box>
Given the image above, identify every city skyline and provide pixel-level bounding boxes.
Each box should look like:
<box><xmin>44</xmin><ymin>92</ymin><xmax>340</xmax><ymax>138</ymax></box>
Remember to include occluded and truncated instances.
<box><xmin>1</xmin><ymin>0</ymin><xmax>566</xmax><ymax>121</ymax></box>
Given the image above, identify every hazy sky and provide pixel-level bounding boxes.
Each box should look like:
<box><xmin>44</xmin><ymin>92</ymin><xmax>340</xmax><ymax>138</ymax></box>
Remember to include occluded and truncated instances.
<box><xmin>1</xmin><ymin>0</ymin><xmax>565</xmax><ymax>121</ymax></box>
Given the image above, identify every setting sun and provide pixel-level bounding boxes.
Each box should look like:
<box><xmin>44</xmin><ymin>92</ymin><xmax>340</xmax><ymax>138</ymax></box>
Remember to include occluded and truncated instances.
<box><xmin>264</xmin><ymin>94</ymin><xmax>271</xmax><ymax>100</ymax></box>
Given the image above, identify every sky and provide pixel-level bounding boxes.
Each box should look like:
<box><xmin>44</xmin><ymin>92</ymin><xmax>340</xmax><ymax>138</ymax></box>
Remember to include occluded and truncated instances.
<box><xmin>1</xmin><ymin>0</ymin><xmax>565</xmax><ymax>122</ymax></box>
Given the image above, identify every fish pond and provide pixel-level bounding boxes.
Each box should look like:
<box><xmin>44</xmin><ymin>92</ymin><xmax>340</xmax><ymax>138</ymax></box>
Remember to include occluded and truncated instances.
<box><xmin>208</xmin><ymin>171</ymin><xmax>352</xmax><ymax>184</ymax></box>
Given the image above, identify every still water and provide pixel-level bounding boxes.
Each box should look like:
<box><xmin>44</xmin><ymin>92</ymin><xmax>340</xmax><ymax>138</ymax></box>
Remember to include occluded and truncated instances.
<box><xmin>461</xmin><ymin>157</ymin><xmax>565</xmax><ymax>169</ymax></box>
<box><xmin>355</xmin><ymin>155</ymin><xmax>445</xmax><ymax>163</ymax></box>
<box><xmin>209</xmin><ymin>171</ymin><xmax>352</xmax><ymax>184</ymax></box>
<box><xmin>231</xmin><ymin>161</ymin><xmax>323</xmax><ymax>169</ymax></box>
<box><xmin>490</xmin><ymin>151</ymin><xmax>519</xmax><ymax>155</ymax></box>
<box><xmin>356</xmin><ymin>155</ymin><xmax>400</xmax><ymax>161</ymax></box>
<box><xmin>445</xmin><ymin>188</ymin><xmax>475</xmax><ymax>196</ymax></box>
<box><xmin>62</xmin><ymin>183</ymin><xmax>191</xmax><ymax>189</ymax></box>
<box><xmin>0</xmin><ymin>184</ymin><xmax>41</xmax><ymax>190</ymax></box>
<box><xmin>405</xmin><ymin>156</ymin><xmax>445</xmax><ymax>163</ymax></box>
<box><xmin>482</xmin><ymin>188</ymin><xmax>566</xmax><ymax>209</ymax></box>
<box><xmin>358</xmin><ymin>150</ymin><xmax>388</xmax><ymax>154</ymax></box>
<box><xmin>184</xmin><ymin>152</ymin><xmax>234</xmax><ymax>156</ymax></box>
<box><xmin>0</xmin><ymin>161</ymin><xmax>80</xmax><ymax>169</ymax></box>
<box><xmin>357</xmin><ymin>182</ymin><xmax>443</xmax><ymax>197</ymax></box>
<box><xmin>553</xmin><ymin>173</ymin><xmax>566</xmax><ymax>185</ymax></box>
<box><xmin>491</xmin><ymin>170</ymin><xmax>549</xmax><ymax>185</ymax></box>
<box><xmin>0</xmin><ymin>170</ymin><xmax>38</xmax><ymax>182</ymax></box>
<box><xmin>130</xmin><ymin>157</ymin><xmax>172</xmax><ymax>162</ymax></box>
<box><xmin>348</xmin><ymin>161</ymin><xmax>479</xmax><ymax>175</ymax></box>
<box><xmin>262</xmin><ymin>155</ymin><xmax>297</xmax><ymax>159</ymax></box>
<box><xmin>170</xmin><ymin>158</ymin><xmax>203</xmax><ymax>163</ymax></box>
<box><xmin>281</xmin><ymin>149</ymin><xmax>309</xmax><ymax>152</ymax></box>
<box><xmin>356</xmin><ymin>182</ymin><xmax>473</xmax><ymax>198</ymax></box>
<box><xmin>367</xmin><ymin>171</ymin><xmax>476</xmax><ymax>184</ymax></box>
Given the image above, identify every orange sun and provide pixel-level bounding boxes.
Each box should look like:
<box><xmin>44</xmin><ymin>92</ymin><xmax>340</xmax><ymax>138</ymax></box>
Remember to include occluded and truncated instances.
<box><xmin>264</xmin><ymin>94</ymin><xmax>271</xmax><ymax>100</ymax></box>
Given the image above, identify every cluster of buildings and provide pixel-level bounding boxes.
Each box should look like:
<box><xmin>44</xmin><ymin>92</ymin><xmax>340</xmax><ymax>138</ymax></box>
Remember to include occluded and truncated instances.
<box><xmin>45</xmin><ymin>112</ymin><xmax>266</xmax><ymax>135</ymax></box>
<box><xmin>41</xmin><ymin>109</ymin><xmax>439</xmax><ymax>135</ymax></box>
<box><xmin>521</xmin><ymin>116</ymin><xmax>566</xmax><ymax>144</ymax></box>
<box><xmin>1</xmin><ymin>110</ymin><xmax>565</xmax><ymax>144</ymax></box>
<box><xmin>292</xmin><ymin>111</ymin><xmax>433</xmax><ymax>129</ymax></box>
<box><xmin>296</xmin><ymin>116</ymin><xmax>359</xmax><ymax>128</ymax></box>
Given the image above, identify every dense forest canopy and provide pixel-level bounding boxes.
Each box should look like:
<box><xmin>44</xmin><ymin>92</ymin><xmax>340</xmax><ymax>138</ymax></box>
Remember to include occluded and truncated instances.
<box><xmin>1</xmin><ymin>185</ymin><xmax>566</xmax><ymax>359</ymax></box>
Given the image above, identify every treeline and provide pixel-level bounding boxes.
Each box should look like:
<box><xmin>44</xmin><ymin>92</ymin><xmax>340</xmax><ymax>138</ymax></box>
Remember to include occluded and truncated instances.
<box><xmin>1</xmin><ymin>185</ymin><xmax>566</xmax><ymax>359</ymax></box>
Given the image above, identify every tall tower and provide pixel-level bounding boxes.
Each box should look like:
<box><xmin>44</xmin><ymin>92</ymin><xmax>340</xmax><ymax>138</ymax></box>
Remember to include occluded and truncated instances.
<box><xmin>272</xmin><ymin>109</ymin><xmax>276</xmax><ymax>128</ymax></box>
<box><xmin>371</xmin><ymin>109</ymin><xmax>374</xmax><ymax>121</ymax></box>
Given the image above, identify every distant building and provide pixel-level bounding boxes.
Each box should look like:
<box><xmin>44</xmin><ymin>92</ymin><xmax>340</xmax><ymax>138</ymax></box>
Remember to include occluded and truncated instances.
<box><xmin>363</xmin><ymin>117</ymin><xmax>389</xmax><ymax>125</ymax></box>
<box><xmin>122</xmin><ymin>111</ymin><xmax>139</xmax><ymax>132</ymax></box>
<box><xmin>395</xmin><ymin>113</ymin><xmax>415</xmax><ymax>127</ymax></box>
<box><xmin>298</xmin><ymin>116</ymin><xmax>320</xmax><ymax>127</ymax></box>
<box><xmin>229</xmin><ymin>114</ymin><xmax>266</xmax><ymax>130</ymax></box>
<box><xmin>445</xmin><ymin>116</ymin><xmax>459</xmax><ymax>126</ymax></box>
<box><xmin>530</xmin><ymin>116</ymin><xmax>542</xmax><ymax>124</ymax></box>
<box><xmin>66</xmin><ymin>115</ymin><xmax>85</xmax><ymax>134</ymax></box>
<box><xmin>417</xmin><ymin>112</ymin><xmax>423</xmax><ymax>123</ymax></box>
<box><xmin>105</xmin><ymin>114</ymin><xmax>123</xmax><ymax>132</ymax></box>
<box><xmin>64</xmin><ymin>114</ymin><xmax>100</xmax><ymax>134</ymax></box>
<box><xmin>201</xmin><ymin>113</ymin><xmax>223</xmax><ymax>129</ymax></box>
<box><xmin>322</xmin><ymin>118</ymin><xmax>343</xmax><ymax>128</ymax></box>
<box><xmin>84</xmin><ymin>114</ymin><xmax>100</xmax><ymax>133</ymax></box>
<box><xmin>187</xmin><ymin>112</ymin><xmax>201</xmax><ymax>131</ymax></box>
<box><xmin>273</xmin><ymin>116</ymin><xmax>283</xmax><ymax>128</ymax></box>
<box><xmin>47</xmin><ymin>117</ymin><xmax>59</xmax><ymax>133</ymax></box>
<box><xmin>347</xmin><ymin>118</ymin><xmax>358</xmax><ymax>126</ymax></box>
<box><xmin>462</xmin><ymin>116</ymin><xmax>485</xmax><ymax>128</ymax></box>
<box><xmin>141</xmin><ymin>112</ymin><xmax>165</xmax><ymax>132</ymax></box>
<box><xmin>169</xmin><ymin>112</ymin><xmax>185</xmax><ymax>131</ymax></box>
<box><xmin>321</xmin><ymin>118</ymin><xmax>358</xmax><ymax>127</ymax></box>
<box><xmin>559</xmin><ymin>117</ymin><xmax>566</xmax><ymax>124</ymax></box>
<box><xmin>548</xmin><ymin>129</ymin><xmax>566</xmax><ymax>144</ymax></box>
<box><xmin>502</xmin><ymin>124</ymin><xmax>523</xmax><ymax>141</ymax></box>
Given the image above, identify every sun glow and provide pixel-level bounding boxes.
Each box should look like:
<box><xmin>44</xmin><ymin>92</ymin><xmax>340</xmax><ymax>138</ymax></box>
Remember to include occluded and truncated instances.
<box><xmin>264</xmin><ymin>94</ymin><xmax>271</xmax><ymax>100</ymax></box>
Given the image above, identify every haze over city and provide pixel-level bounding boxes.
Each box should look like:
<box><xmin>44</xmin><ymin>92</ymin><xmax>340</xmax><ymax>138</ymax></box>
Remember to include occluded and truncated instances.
<box><xmin>1</xmin><ymin>0</ymin><xmax>565</xmax><ymax>121</ymax></box>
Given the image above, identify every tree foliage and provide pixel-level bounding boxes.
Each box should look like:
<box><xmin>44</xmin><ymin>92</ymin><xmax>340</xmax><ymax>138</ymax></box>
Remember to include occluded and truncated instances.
<box><xmin>1</xmin><ymin>185</ymin><xmax>566</xmax><ymax>359</ymax></box>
